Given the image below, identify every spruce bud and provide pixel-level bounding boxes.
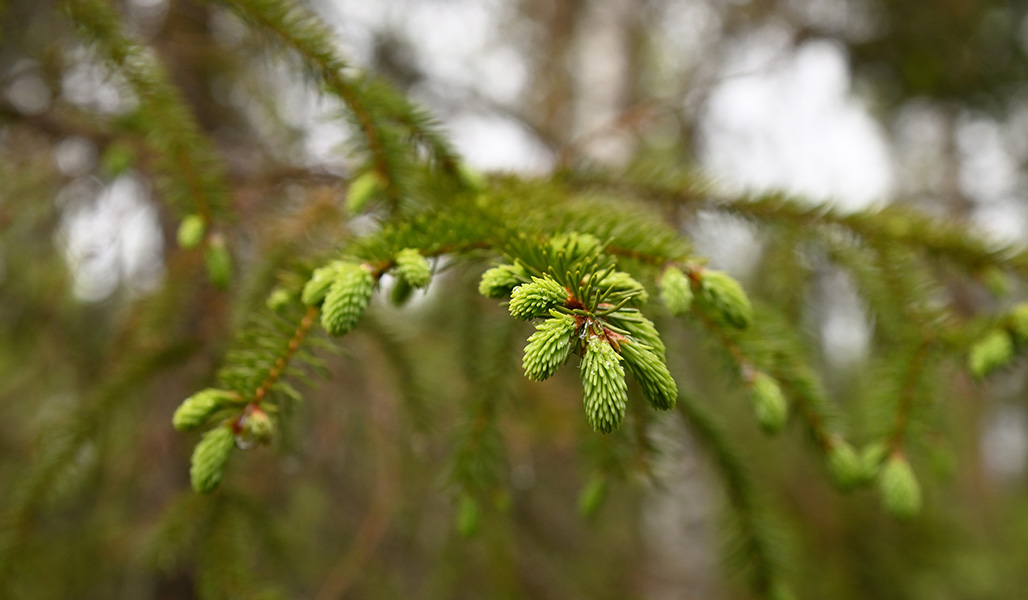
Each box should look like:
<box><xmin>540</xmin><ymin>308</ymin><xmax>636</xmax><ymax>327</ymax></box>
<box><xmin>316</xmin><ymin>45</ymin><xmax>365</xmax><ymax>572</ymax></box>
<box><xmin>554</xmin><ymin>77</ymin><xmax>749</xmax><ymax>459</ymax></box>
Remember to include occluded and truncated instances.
<box><xmin>301</xmin><ymin>261</ymin><xmax>345</xmax><ymax>306</ymax></box>
<box><xmin>394</xmin><ymin>248</ymin><xmax>431</xmax><ymax>288</ymax></box>
<box><xmin>320</xmin><ymin>262</ymin><xmax>375</xmax><ymax>336</ymax></box>
<box><xmin>878</xmin><ymin>454</ymin><xmax>922</xmax><ymax>519</ymax></box>
<box><xmin>190</xmin><ymin>426</ymin><xmax>235</xmax><ymax>493</ymax></box>
<box><xmin>203</xmin><ymin>235</ymin><xmax>232</xmax><ymax>289</ymax></box>
<box><xmin>619</xmin><ymin>339</ymin><xmax>677</xmax><ymax>410</ymax></box>
<box><xmin>581</xmin><ymin>335</ymin><xmax>628</xmax><ymax>433</ymax></box>
<box><xmin>598</xmin><ymin>271</ymin><xmax>649</xmax><ymax>305</ymax></box>
<box><xmin>748</xmin><ymin>372</ymin><xmax>788</xmax><ymax>435</ymax></box>
<box><xmin>478</xmin><ymin>263</ymin><xmax>527</xmax><ymax>299</ymax></box>
<box><xmin>1009</xmin><ymin>303</ymin><xmax>1028</xmax><ymax>344</ymax></box>
<box><xmin>522</xmin><ymin>312</ymin><xmax>577</xmax><ymax>381</ymax></box>
<box><xmin>173</xmin><ymin>389</ymin><xmax>237</xmax><ymax>431</ymax></box>
<box><xmin>242</xmin><ymin>407</ymin><xmax>274</xmax><ymax>444</ymax></box>
<box><xmin>608</xmin><ymin>310</ymin><xmax>665</xmax><ymax>357</ymax></box>
<box><xmin>695</xmin><ymin>269</ymin><xmax>752</xmax><ymax>329</ymax></box>
<box><xmin>659</xmin><ymin>267</ymin><xmax>694</xmax><ymax>316</ymax></box>
<box><xmin>577</xmin><ymin>474</ymin><xmax>607</xmax><ymax>518</ymax></box>
<box><xmin>509</xmin><ymin>276</ymin><xmax>568</xmax><ymax>320</ymax></box>
<box><xmin>860</xmin><ymin>441</ymin><xmax>889</xmax><ymax>479</ymax></box>
<box><xmin>549</xmin><ymin>232</ymin><xmax>602</xmax><ymax>263</ymax></box>
<box><xmin>827</xmin><ymin>439</ymin><xmax>864</xmax><ymax>491</ymax></box>
<box><xmin>968</xmin><ymin>329</ymin><xmax>1014</xmax><ymax>378</ymax></box>
<box><xmin>265</xmin><ymin>287</ymin><xmax>292</xmax><ymax>312</ymax></box>
<box><xmin>176</xmin><ymin>214</ymin><xmax>205</xmax><ymax>249</ymax></box>
<box><xmin>456</xmin><ymin>494</ymin><xmax>480</xmax><ymax>538</ymax></box>
<box><xmin>345</xmin><ymin>171</ymin><xmax>383</xmax><ymax>214</ymax></box>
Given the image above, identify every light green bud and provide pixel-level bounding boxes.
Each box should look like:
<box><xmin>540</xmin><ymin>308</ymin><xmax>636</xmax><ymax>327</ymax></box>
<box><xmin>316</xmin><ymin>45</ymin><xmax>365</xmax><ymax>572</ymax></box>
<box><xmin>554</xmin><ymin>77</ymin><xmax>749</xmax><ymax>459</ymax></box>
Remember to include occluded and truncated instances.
<box><xmin>827</xmin><ymin>439</ymin><xmax>864</xmax><ymax>491</ymax></box>
<box><xmin>619</xmin><ymin>339</ymin><xmax>677</xmax><ymax>410</ymax></box>
<box><xmin>265</xmin><ymin>287</ymin><xmax>292</xmax><ymax>312</ymax></box>
<box><xmin>243</xmin><ymin>407</ymin><xmax>274</xmax><ymax>445</ymax></box>
<box><xmin>190</xmin><ymin>426</ymin><xmax>236</xmax><ymax>493</ymax></box>
<box><xmin>968</xmin><ymin>329</ymin><xmax>1014</xmax><ymax>378</ymax></box>
<box><xmin>608</xmin><ymin>310</ymin><xmax>665</xmax><ymax>357</ymax></box>
<box><xmin>860</xmin><ymin>441</ymin><xmax>889</xmax><ymax>479</ymax></box>
<box><xmin>176</xmin><ymin>214</ymin><xmax>205</xmax><ymax>249</ymax></box>
<box><xmin>581</xmin><ymin>335</ymin><xmax>628</xmax><ymax>433</ymax></box>
<box><xmin>509</xmin><ymin>276</ymin><xmax>568</xmax><ymax>320</ymax></box>
<box><xmin>394</xmin><ymin>248</ymin><xmax>431</xmax><ymax>288</ymax></box>
<box><xmin>549</xmin><ymin>232</ymin><xmax>603</xmax><ymax>263</ymax></box>
<box><xmin>173</xmin><ymin>389</ymin><xmax>237</xmax><ymax>431</ymax></box>
<box><xmin>345</xmin><ymin>171</ymin><xmax>383</xmax><ymax>214</ymax></box>
<box><xmin>878</xmin><ymin>454</ymin><xmax>922</xmax><ymax>519</ymax></box>
<box><xmin>320</xmin><ymin>262</ymin><xmax>375</xmax><ymax>336</ymax></box>
<box><xmin>577</xmin><ymin>474</ymin><xmax>607</xmax><ymax>518</ymax></box>
<box><xmin>456</xmin><ymin>494</ymin><xmax>480</xmax><ymax>538</ymax></box>
<box><xmin>522</xmin><ymin>312</ymin><xmax>577</xmax><ymax>381</ymax></box>
<box><xmin>301</xmin><ymin>261</ymin><xmax>346</xmax><ymax>306</ymax></box>
<box><xmin>1009</xmin><ymin>303</ymin><xmax>1028</xmax><ymax>344</ymax></box>
<box><xmin>203</xmin><ymin>235</ymin><xmax>232</xmax><ymax>289</ymax></box>
<box><xmin>659</xmin><ymin>267</ymin><xmax>694</xmax><ymax>316</ymax></box>
<box><xmin>695</xmin><ymin>270</ymin><xmax>752</xmax><ymax>329</ymax></box>
<box><xmin>598</xmin><ymin>271</ymin><xmax>649</xmax><ymax>305</ymax></box>
<box><xmin>749</xmin><ymin>372</ymin><xmax>788</xmax><ymax>435</ymax></box>
<box><xmin>478</xmin><ymin>263</ymin><xmax>527</xmax><ymax>299</ymax></box>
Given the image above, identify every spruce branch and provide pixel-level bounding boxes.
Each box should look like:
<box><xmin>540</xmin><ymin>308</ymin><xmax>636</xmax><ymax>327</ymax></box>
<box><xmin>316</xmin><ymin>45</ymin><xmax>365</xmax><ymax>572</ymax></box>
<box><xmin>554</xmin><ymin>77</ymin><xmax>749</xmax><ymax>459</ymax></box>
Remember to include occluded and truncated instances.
<box><xmin>62</xmin><ymin>0</ymin><xmax>230</xmax><ymax>223</ymax></box>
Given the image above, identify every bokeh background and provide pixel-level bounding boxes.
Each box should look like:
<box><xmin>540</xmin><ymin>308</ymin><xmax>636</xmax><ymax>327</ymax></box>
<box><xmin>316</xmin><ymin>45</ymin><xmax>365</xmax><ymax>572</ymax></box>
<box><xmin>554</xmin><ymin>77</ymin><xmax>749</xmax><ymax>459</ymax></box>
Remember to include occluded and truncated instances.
<box><xmin>4</xmin><ymin>0</ymin><xmax>1028</xmax><ymax>598</ymax></box>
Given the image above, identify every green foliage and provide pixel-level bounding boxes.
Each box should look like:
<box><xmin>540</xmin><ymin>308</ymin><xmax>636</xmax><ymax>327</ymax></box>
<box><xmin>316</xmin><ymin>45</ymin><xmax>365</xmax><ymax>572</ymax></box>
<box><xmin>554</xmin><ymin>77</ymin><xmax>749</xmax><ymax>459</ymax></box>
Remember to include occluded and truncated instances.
<box><xmin>521</xmin><ymin>311</ymin><xmax>576</xmax><ymax>381</ymax></box>
<box><xmin>10</xmin><ymin>0</ymin><xmax>1028</xmax><ymax>597</ymax></box>
<box><xmin>581</xmin><ymin>334</ymin><xmax>629</xmax><ymax>434</ymax></box>
<box><xmin>174</xmin><ymin>389</ymin><xmax>241</xmax><ymax>432</ymax></box>
<box><xmin>508</xmin><ymin>275</ymin><xmax>569</xmax><ymax>320</ymax></box>
<box><xmin>319</xmin><ymin>262</ymin><xmax>376</xmax><ymax>336</ymax></box>
<box><xmin>748</xmin><ymin>372</ymin><xmax>788</xmax><ymax>435</ymax></box>
<box><xmin>878</xmin><ymin>454</ymin><xmax>923</xmax><ymax>519</ymax></box>
<box><xmin>190</xmin><ymin>426</ymin><xmax>237</xmax><ymax>493</ymax></box>
<box><xmin>694</xmin><ymin>269</ymin><xmax>754</xmax><ymax>329</ymax></box>
<box><xmin>659</xmin><ymin>266</ymin><xmax>694</xmax><ymax>315</ymax></box>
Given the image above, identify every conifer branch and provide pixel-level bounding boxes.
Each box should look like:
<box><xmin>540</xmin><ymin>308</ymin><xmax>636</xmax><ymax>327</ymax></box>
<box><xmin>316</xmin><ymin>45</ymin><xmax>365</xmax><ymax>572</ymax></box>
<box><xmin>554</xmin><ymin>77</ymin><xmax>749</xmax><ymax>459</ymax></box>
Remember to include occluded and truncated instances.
<box><xmin>675</xmin><ymin>390</ymin><xmax>790</xmax><ymax>599</ymax></box>
<box><xmin>62</xmin><ymin>0</ymin><xmax>229</xmax><ymax>222</ymax></box>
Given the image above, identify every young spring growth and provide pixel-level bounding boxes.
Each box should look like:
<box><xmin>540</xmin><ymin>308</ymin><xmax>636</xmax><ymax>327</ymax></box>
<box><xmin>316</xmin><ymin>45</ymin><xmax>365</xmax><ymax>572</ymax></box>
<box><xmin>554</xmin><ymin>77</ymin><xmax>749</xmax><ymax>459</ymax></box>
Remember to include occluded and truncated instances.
<box><xmin>394</xmin><ymin>248</ymin><xmax>432</xmax><ymax>288</ymax></box>
<box><xmin>265</xmin><ymin>287</ymin><xmax>292</xmax><ymax>312</ymax></box>
<box><xmin>320</xmin><ymin>262</ymin><xmax>375</xmax><ymax>336</ymax></box>
<box><xmin>618</xmin><ymin>338</ymin><xmax>677</xmax><ymax>410</ymax></box>
<box><xmin>176</xmin><ymin>214</ymin><xmax>205</xmax><ymax>249</ymax></box>
<box><xmin>748</xmin><ymin>372</ymin><xmax>788</xmax><ymax>435</ymax></box>
<box><xmin>204</xmin><ymin>234</ymin><xmax>232</xmax><ymax>289</ymax></box>
<box><xmin>608</xmin><ymin>310</ymin><xmax>665</xmax><ymax>357</ymax></box>
<box><xmin>695</xmin><ymin>269</ymin><xmax>752</xmax><ymax>329</ymax></box>
<box><xmin>241</xmin><ymin>406</ymin><xmax>274</xmax><ymax>445</ymax></box>
<box><xmin>878</xmin><ymin>453</ymin><xmax>922</xmax><ymax>519</ymax></box>
<box><xmin>577</xmin><ymin>473</ymin><xmax>608</xmax><ymax>518</ymax></box>
<box><xmin>456</xmin><ymin>494</ymin><xmax>480</xmax><ymax>538</ymax></box>
<box><xmin>302</xmin><ymin>261</ymin><xmax>346</xmax><ymax>306</ymax></box>
<box><xmin>968</xmin><ymin>329</ymin><xmax>1014</xmax><ymax>378</ymax></box>
<box><xmin>190</xmin><ymin>426</ymin><xmax>236</xmax><ymax>493</ymax></box>
<box><xmin>522</xmin><ymin>312</ymin><xmax>577</xmax><ymax>381</ymax></box>
<box><xmin>860</xmin><ymin>441</ymin><xmax>890</xmax><ymax>479</ymax></box>
<box><xmin>173</xmin><ymin>389</ymin><xmax>238</xmax><ymax>431</ymax></box>
<box><xmin>509</xmin><ymin>275</ymin><xmax>569</xmax><ymax>320</ymax></box>
<box><xmin>478</xmin><ymin>263</ymin><xmax>528</xmax><ymax>299</ymax></box>
<box><xmin>659</xmin><ymin>267</ymin><xmax>693</xmax><ymax>316</ymax></box>
<box><xmin>549</xmin><ymin>232</ymin><xmax>602</xmax><ymax>263</ymax></box>
<box><xmin>597</xmin><ymin>271</ymin><xmax>649</xmax><ymax>305</ymax></box>
<box><xmin>827</xmin><ymin>438</ymin><xmax>865</xmax><ymax>491</ymax></box>
<box><xmin>1009</xmin><ymin>303</ymin><xmax>1028</xmax><ymax>344</ymax></box>
<box><xmin>581</xmin><ymin>334</ymin><xmax>628</xmax><ymax>433</ymax></box>
<box><xmin>345</xmin><ymin>170</ymin><xmax>384</xmax><ymax>214</ymax></box>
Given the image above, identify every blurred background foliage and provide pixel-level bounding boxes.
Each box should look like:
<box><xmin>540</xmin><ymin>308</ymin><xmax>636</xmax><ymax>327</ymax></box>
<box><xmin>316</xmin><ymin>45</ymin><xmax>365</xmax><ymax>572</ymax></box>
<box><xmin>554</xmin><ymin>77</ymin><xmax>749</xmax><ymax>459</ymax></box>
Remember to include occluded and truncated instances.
<box><xmin>4</xmin><ymin>0</ymin><xmax>1028</xmax><ymax>599</ymax></box>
